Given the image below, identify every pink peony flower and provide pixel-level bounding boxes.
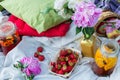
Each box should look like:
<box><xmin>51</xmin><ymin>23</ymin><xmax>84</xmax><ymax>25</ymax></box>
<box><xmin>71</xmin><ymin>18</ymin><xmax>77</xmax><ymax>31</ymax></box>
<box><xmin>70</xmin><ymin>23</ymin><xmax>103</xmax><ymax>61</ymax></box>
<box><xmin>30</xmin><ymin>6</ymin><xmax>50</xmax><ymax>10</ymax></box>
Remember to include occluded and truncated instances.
<box><xmin>72</xmin><ymin>1</ymin><xmax>102</xmax><ymax>28</ymax></box>
<box><xmin>20</xmin><ymin>57</ymin><xmax>41</xmax><ymax>76</ymax></box>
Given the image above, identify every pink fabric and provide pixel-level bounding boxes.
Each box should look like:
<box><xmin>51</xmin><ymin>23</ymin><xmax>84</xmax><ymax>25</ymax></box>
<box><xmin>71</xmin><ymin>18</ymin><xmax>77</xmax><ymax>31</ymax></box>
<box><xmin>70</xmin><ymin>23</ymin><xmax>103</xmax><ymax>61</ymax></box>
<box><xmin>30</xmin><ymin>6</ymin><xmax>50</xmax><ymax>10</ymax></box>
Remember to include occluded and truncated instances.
<box><xmin>8</xmin><ymin>15</ymin><xmax>70</xmax><ymax>37</ymax></box>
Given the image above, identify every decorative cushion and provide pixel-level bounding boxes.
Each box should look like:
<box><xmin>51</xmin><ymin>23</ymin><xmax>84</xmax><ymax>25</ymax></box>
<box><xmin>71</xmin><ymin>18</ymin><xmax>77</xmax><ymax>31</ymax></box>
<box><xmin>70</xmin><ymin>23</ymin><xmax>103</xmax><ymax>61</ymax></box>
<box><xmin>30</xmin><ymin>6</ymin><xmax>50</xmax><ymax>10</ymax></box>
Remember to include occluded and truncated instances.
<box><xmin>9</xmin><ymin>15</ymin><xmax>70</xmax><ymax>37</ymax></box>
<box><xmin>0</xmin><ymin>0</ymin><xmax>69</xmax><ymax>33</ymax></box>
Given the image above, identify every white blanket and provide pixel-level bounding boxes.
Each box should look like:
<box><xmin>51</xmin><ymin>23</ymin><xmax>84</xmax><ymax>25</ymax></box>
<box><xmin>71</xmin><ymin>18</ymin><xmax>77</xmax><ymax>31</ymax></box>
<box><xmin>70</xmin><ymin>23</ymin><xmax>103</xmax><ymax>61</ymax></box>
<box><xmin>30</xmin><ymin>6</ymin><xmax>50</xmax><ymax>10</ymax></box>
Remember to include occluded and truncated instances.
<box><xmin>0</xmin><ymin>23</ymin><xmax>120</xmax><ymax>80</ymax></box>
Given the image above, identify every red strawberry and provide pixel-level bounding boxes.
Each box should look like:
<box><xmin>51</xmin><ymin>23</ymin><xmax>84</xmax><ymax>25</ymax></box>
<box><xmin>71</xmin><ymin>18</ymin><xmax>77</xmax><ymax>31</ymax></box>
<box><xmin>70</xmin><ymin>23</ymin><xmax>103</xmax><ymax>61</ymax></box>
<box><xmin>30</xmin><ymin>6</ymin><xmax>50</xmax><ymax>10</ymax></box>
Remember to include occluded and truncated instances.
<box><xmin>65</xmin><ymin>57</ymin><xmax>69</xmax><ymax>61</ymax></box>
<box><xmin>72</xmin><ymin>58</ymin><xmax>77</xmax><ymax>63</ymax></box>
<box><xmin>68</xmin><ymin>60</ymin><xmax>74</xmax><ymax>66</ymax></box>
<box><xmin>50</xmin><ymin>62</ymin><xmax>56</xmax><ymax>66</ymax></box>
<box><xmin>56</xmin><ymin>64</ymin><xmax>62</xmax><ymax>70</ymax></box>
<box><xmin>60</xmin><ymin>61</ymin><xmax>66</xmax><ymax>65</ymax></box>
<box><xmin>58</xmin><ymin>56</ymin><xmax>65</xmax><ymax>62</ymax></box>
<box><xmin>52</xmin><ymin>67</ymin><xmax>56</xmax><ymax>72</ymax></box>
<box><xmin>34</xmin><ymin>52</ymin><xmax>39</xmax><ymax>58</ymax></box>
<box><xmin>56</xmin><ymin>70</ymin><xmax>59</xmax><ymax>74</ymax></box>
<box><xmin>38</xmin><ymin>55</ymin><xmax>45</xmax><ymax>61</ymax></box>
<box><xmin>62</xmin><ymin>64</ymin><xmax>68</xmax><ymax>72</ymax></box>
<box><xmin>60</xmin><ymin>49</ymin><xmax>67</xmax><ymax>56</ymax></box>
<box><xmin>37</xmin><ymin>46</ymin><xmax>43</xmax><ymax>52</ymax></box>
<box><xmin>67</xmin><ymin>49</ymin><xmax>72</xmax><ymax>54</ymax></box>
<box><xmin>70</xmin><ymin>54</ymin><xmax>75</xmax><ymax>59</ymax></box>
<box><xmin>58</xmin><ymin>70</ymin><xmax>64</xmax><ymax>74</ymax></box>
<box><xmin>67</xmin><ymin>66</ymin><xmax>73</xmax><ymax>72</ymax></box>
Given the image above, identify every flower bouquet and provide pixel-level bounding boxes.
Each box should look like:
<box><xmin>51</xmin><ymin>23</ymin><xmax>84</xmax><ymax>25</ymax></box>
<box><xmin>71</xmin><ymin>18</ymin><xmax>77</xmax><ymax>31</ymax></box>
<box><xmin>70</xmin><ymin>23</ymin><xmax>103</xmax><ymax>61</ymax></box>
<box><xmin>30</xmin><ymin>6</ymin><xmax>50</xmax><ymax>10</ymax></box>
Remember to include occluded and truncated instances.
<box><xmin>71</xmin><ymin>1</ymin><xmax>102</xmax><ymax>57</ymax></box>
<box><xmin>14</xmin><ymin>57</ymin><xmax>41</xmax><ymax>80</ymax></box>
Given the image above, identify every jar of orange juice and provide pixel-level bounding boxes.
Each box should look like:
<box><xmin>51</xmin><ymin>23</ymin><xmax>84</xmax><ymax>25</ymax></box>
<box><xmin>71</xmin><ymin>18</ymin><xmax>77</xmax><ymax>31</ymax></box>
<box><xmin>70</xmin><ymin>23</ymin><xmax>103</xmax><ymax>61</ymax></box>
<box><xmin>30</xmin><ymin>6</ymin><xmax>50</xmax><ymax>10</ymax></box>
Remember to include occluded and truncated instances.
<box><xmin>0</xmin><ymin>21</ymin><xmax>20</xmax><ymax>55</ymax></box>
<box><xmin>92</xmin><ymin>39</ymin><xmax>119</xmax><ymax>76</ymax></box>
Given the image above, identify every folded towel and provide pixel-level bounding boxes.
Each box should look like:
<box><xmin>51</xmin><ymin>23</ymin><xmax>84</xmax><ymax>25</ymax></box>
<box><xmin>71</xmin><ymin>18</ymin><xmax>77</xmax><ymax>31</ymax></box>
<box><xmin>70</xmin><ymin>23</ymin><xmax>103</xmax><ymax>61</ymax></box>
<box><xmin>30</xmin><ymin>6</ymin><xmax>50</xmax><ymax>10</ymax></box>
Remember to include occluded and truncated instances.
<box><xmin>8</xmin><ymin>15</ymin><xmax>70</xmax><ymax>37</ymax></box>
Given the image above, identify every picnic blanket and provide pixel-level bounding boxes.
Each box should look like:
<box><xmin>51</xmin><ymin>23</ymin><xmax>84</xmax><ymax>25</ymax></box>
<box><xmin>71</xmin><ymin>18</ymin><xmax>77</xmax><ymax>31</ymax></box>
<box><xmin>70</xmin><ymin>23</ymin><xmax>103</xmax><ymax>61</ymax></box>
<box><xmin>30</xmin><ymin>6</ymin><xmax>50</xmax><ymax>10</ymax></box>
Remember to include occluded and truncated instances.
<box><xmin>0</xmin><ymin>22</ymin><xmax>120</xmax><ymax>80</ymax></box>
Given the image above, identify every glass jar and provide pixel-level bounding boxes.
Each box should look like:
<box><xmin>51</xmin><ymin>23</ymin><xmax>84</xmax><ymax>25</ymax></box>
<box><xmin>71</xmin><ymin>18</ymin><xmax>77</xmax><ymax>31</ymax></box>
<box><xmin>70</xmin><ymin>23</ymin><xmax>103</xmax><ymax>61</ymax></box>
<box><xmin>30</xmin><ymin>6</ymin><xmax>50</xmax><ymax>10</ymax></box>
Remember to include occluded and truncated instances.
<box><xmin>0</xmin><ymin>21</ymin><xmax>20</xmax><ymax>55</ymax></box>
<box><xmin>92</xmin><ymin>39</ymin><xmax>119</xmax><ymax>76</ymax></box>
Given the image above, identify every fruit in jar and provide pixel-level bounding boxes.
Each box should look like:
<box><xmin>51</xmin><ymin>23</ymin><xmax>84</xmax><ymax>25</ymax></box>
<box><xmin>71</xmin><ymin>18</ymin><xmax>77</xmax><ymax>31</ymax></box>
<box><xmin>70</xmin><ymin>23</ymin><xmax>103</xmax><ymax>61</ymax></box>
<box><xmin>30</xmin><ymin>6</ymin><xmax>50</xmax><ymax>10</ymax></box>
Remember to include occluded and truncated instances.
<box><xmin>95</xmin><ymin>47</ymin><xmax>117</xmax><ymax>71</ymax></box>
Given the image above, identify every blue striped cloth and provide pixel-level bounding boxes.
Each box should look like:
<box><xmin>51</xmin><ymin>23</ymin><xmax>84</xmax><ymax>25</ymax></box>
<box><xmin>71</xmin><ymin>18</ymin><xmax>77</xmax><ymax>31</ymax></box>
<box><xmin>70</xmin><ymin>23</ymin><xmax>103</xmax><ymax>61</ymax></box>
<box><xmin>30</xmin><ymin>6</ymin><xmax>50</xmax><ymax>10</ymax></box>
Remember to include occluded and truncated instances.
<box><xmin>94</xmin><ymin>0</ymin><xmax>120</xmax><ymax>15</ymax></box>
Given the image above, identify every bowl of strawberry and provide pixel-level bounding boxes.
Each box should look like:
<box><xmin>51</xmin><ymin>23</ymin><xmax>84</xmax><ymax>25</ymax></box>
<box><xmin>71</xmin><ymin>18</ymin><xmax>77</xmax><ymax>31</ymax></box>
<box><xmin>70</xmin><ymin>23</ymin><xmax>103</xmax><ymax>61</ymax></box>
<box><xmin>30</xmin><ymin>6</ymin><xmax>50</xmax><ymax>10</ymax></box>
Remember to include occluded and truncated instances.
<box><xmin>49</xmin><ymin>48</ymin><xmax>82</xmax><ymax>78</ymax></box>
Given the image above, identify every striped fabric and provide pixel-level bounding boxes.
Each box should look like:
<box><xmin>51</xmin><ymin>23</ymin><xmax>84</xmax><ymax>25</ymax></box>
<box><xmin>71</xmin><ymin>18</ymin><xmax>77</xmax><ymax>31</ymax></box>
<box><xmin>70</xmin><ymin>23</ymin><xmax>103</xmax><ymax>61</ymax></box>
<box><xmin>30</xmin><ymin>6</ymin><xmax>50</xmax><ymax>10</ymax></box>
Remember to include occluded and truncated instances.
<box><xmin>94</xmin><ymin>0</ymin><xmax>120</xmax><ymax>15</ymax></box>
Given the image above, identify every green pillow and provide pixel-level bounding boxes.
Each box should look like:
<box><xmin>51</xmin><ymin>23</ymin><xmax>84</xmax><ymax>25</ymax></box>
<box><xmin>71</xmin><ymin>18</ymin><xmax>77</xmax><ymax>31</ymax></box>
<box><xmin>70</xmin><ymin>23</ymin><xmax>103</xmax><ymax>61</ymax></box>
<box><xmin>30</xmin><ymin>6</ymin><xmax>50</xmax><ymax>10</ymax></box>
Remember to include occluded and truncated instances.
<box><xmin>0</xmin><ymin>0</ymin><xmax>68</xmax><ymax>33</ymax></box>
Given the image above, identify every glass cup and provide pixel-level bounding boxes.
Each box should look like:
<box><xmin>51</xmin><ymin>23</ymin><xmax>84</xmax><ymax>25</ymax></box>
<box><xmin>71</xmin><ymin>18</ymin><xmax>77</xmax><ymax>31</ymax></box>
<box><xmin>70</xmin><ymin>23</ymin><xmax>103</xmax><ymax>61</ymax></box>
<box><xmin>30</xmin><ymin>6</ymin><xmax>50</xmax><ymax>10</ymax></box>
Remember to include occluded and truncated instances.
<box><xmin>0</xmin><ymin>21</ymin><xmax>20</xmax><ymax>55</ymax></box>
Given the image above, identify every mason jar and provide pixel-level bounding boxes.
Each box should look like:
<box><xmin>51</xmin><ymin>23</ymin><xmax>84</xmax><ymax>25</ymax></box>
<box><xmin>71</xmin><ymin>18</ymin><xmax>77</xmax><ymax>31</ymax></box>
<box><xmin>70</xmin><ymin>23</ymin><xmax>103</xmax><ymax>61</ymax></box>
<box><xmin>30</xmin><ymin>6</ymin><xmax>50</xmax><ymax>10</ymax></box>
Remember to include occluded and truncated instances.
<box><xmin>92</xmin><ymin>39</ymin><xmax>119</xmax><ymax>76</ymax></box>
<box><xmin>0</xmin><ymin>21</ymin><xmax>20</xmax><ymax>55</ymax></box>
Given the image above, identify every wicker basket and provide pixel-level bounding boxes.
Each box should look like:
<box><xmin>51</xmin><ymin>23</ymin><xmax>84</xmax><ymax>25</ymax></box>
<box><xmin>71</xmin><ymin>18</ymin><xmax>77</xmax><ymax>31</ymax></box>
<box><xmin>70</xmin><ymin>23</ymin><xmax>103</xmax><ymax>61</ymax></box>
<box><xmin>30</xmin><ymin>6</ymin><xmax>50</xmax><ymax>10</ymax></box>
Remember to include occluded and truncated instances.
<box><xmin>94</xmin><ymin>11</ymin><xmax>120</xmax><ymax>37</ymax></box>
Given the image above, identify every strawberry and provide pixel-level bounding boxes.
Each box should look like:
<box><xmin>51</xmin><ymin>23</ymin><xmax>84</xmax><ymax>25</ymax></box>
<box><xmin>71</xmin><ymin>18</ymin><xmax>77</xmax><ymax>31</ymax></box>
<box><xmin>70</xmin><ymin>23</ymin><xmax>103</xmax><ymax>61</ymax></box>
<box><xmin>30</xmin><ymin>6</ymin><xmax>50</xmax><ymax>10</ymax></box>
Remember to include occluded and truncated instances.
<box><xmin>60</xmin><ymin>61</ymin><xmax>66</xmax><ymax>65</ymax></box>
<box><xmin>58</xmin><ymin>70</ymin><xmax>64</xmax><ymax>74</ymax></box>
<box><xmin>70</xmin><ymin>54</ymin><xmax>75</xmax><ymax>59</ymax></box>
<box><xmin>50</xmin><ymin>62</ymin><xmax>56</xmax><ymax>66</ymax></box>
<box><xmin>68</xmin><ymin>60</ymin><xmax>74</xmax><ymax>66</ymax></box>
<box><xmin>72</xmin><ymin>58</ymin><xmax>77</xmax><ymax>63</ymax></box>
<box><xmin>37</xmin><ymin>46</ymin><xmax>43</xmax><ymax>52</ymax></box>
<box><xmin>65</xmin><ymin>57</ymin><xmax>69</xmax><ymax>61</ymax></box>
<box><xmin>58</xmin><ymin>56</ymin><xmax>65</xmax><ymax>62</ymax></box>
<box><xmin>52</xmin><ymin>67</ymin><xmax>56</xmax><ymax>72</ymax></box>
<box><xmin>38</xmin><ymin>55</ymin><xmax>45</xmax><ymax>61</ymax></box>
<box><xmin>56</xmin><ymin>70</ymin><xmax>59</xmax><ymax>74</ymax></box>
<box><xmin>60</xmin><ymin>49</ymin><xmax>67</xmax><ymax>56</ymax></box>
<box><xmin>67</xmin><ymin>49</ymin><xmax>72</xmax><ymax>54</ymax></box>
<box><xmin>55</xmin><ymin>64</ymin><xmax>62</xmax><ymax>70</ymax></box>
<box><xmin>62</xmin><ymin>64</ymin><xmax>68</xmax><ymax>72</ymax></box>
<box><xmin>34</xmin><ymin>52</ymin><xmax>39</xmax><ymax>58</ymax></box>
<box><xmin>67</xmin><ymin>66</ymin><xmax>73</xmax><ymax>72</ymax></box>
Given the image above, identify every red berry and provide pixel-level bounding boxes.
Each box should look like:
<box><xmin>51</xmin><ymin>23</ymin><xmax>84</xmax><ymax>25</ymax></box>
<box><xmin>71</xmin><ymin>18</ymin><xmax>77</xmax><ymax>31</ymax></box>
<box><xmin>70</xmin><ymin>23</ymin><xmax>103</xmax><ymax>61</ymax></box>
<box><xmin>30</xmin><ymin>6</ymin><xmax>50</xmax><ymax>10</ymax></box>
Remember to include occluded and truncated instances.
<box><xmin>58</xmin><ymin>70</ymin><xmax>64</xmax><ymax>74</ymax></box>
<box><xmin>38</xmin><ymin>55</ymin><xmax>45</xmax><ymax>61</ymax></box>
<box><xmin>72</xmin><ymin>58</ymin><xmax>77</xmax><ymax>63</ymax></box>
<box><xmin>60</xmin><ymin>61</ymin><xmax>66</xmax><ymax>65</ymax></box>
<box><xmin>50</xmin><ymin>62</ymin><xmax>56</xmax><ymax>66</ymax></box>
<box><xmin>70</xmin><ymin>54</ymin><xmax>75</xmax><ymax>59</ymax></box>
<box><xmin>37</xmin><ymin>46</ymin><xmax>43</xmax><ymax>52</ymax></box>
<box><xmin>60</xmin><ymin>49</ymin><xmax>67</xmax><ymax>56</ymax></box>
<box><xmin>52</xmin><ymin>67</ymin><xmax>56</xmax><ymax>72</ymax></box>
<box><xmin>67</xmin><ymin>66</ymin><xmax>73</xmax><ymax>72</ymax></box>
<box><xmin>68</xmin><ymin>60</ymin><xmax>74</xmax><ymax>66</ymax></box>
<box><xmin>34</xmin><ymin>52</ymin><xmax>39</xmax><ymax>58</ymax></box>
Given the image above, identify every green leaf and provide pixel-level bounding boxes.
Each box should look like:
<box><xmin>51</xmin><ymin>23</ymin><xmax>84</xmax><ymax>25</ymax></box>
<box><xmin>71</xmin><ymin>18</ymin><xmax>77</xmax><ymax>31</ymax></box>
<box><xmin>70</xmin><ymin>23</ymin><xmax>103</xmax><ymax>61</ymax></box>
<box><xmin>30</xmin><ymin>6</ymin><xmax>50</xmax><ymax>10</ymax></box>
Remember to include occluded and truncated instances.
<box><xmin>64</xmin><ymin>8</ymin><xmax>69</xmax><ymax>14</ymax></box>
<box><xmin>17</xmin><ymin>61</ymin><xmax>24</xmax><ymax>68</ymax></box>
<box><xmin>76</xmin><ymin>27</ymin><xmax>82</xmax><ymax>35</ymax></box>
<box><xmin>63</xmin><ymin>2</ymin><xmax>68</xmax><ymax>8</ymax></box>
<box><xmin>14</xmin><ymin>64</ymin><xmax>19</xmax><ymax>68</ymax></box>
<box><xmin>82</xmin><ymin>27</ymin><xmax>94</xmax><ymax>39</ymax></box>
<box><xmin>27</xmin><ymin>75</ymin><xmax>34</xmax><ymax>80</ymax></box>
